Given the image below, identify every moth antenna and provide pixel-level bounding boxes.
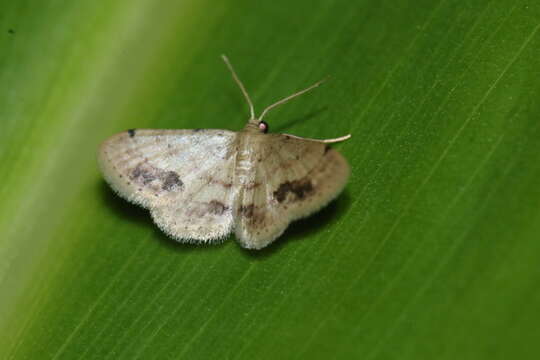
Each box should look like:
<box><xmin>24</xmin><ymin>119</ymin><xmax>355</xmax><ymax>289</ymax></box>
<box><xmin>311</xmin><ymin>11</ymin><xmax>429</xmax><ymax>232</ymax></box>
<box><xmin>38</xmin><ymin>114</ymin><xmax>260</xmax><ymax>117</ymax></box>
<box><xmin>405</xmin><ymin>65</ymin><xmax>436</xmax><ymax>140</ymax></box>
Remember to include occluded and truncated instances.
<box><xmin>320</xmin><ymin>134</ymin><xmax>351</xmax><ymax>143</ymax></box>
<box><xmin>221</xmin><ymin>55</ymin><xmax>256</xmax><ymax>120</ymax></box>
<box><xmin>282</xmin><ymin>133</ymin><xmax>351</xmax><ymax>143</ymax></box>
<box><xmin>258</xmin><ymin>77</ymin><xmax>327</xmax><ymax>123</ymax></box>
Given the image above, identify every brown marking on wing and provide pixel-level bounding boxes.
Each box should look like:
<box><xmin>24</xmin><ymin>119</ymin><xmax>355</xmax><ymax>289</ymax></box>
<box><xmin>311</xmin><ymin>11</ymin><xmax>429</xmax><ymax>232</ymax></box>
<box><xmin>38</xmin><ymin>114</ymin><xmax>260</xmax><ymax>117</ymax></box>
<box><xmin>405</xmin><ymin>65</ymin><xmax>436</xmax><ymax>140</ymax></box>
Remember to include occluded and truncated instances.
<box><xmin>239</xmin><ymin>204</ymin><xmax>255</xmax><ymax>218</ymax></box>
<box><xmin>208</xmin><ymin>200</ymin><xmax>228</xmax><ymax>215</ymax></box>
<box><xmin>245</xmin><ymin>182</ymin><xmax>261</xmax><ymax>190</ymax></box>
<box><xmin>273</xmin><ymin>179</ymin><xmax>314</xmax><ymax>203</ymax></box>
<box><xmin>162</xmin><ymin>171</ymin><xmax>183</xmax><ymax>191</ymax></box>
<box><xmin>130</xmin><ymin>163</ymin><xmax>157</xmax><ymax>185</ymax></box>
<box><xmin>207</xmin><ymin>177</ymin><xmax>233</xmax><ymax>188</ymax></box>
<box><xmin>185</xmin><ymin>200</ymin><xmax>230</xmax><ymax>217</ymax></box>
<box><xmin>129</xmin><ymin>163</ymin><xmax>183</xmax><ymax>192</ymax></box>
<box><xmin>239</xmin><ymin>204</ymin><xmax>267</xmax><ymax>225</ymax></box>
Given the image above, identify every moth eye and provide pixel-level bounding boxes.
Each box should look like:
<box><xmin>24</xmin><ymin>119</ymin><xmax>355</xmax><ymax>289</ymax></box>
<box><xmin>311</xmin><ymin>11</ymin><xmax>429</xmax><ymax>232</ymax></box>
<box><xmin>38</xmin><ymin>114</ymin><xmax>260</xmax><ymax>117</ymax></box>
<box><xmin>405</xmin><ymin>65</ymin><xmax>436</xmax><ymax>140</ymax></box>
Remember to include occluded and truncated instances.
<box><xmin>258</xmin><ymin>121</ymin><xmax>269</xmax><ymax>134</ymax></box>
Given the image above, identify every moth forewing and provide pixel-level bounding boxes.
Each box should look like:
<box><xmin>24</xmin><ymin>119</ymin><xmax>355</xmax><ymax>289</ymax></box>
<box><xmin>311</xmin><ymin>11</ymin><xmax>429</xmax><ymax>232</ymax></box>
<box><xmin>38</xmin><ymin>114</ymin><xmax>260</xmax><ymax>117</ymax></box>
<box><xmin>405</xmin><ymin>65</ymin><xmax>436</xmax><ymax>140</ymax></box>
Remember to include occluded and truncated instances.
<box><xmin>99</xmin><ymin>129</ymin><xmax>238</xmax><ymax>242</ymax></box>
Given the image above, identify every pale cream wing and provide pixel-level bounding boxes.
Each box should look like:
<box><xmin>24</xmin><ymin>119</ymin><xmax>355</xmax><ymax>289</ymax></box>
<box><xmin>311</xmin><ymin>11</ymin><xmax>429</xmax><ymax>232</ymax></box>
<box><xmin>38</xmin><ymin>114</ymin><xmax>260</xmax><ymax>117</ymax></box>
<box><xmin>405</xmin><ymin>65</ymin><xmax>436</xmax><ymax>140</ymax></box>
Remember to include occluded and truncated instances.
<box><xmin>234</xmin><ymin>134</ymin><xmax>350</xmax><ymax>249</ymax></box>
<box><xmin>98</xmin><ymin>129</ymin><xmax>238</xmax><ymax>242</ymax></box>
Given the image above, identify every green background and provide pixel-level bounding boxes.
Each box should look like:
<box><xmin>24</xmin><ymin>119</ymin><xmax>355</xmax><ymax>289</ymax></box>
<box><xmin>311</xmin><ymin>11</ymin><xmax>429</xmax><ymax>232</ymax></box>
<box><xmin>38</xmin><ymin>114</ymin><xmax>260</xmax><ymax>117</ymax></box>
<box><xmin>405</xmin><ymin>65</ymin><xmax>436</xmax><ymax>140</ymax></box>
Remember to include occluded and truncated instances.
<box><xmin>1</xmin><ymin>1</ymin><xmax>539</xmax><ymax>359</ymax></box>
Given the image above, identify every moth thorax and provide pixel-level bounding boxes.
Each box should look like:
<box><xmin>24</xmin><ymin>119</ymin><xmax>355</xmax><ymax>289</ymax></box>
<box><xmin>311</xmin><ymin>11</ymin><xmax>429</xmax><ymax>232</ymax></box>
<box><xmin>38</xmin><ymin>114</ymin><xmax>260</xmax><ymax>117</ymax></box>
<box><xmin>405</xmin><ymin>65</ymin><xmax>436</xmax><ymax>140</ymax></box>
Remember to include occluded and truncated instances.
<box><xmin>235</xmin><ymin>147</ymin><xmax>255</xmax><ymax>185</ymax></box>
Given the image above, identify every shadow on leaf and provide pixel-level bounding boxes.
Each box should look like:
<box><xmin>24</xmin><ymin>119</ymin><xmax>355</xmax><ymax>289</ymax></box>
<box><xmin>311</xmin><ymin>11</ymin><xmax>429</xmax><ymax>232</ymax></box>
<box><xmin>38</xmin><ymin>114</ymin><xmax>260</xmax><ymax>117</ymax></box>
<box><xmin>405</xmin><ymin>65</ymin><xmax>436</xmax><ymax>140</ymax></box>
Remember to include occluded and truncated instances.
<box><xmin>272</xmin><ymin>107</ymin><xmax>328</xmax><ymax>133</ymax></box>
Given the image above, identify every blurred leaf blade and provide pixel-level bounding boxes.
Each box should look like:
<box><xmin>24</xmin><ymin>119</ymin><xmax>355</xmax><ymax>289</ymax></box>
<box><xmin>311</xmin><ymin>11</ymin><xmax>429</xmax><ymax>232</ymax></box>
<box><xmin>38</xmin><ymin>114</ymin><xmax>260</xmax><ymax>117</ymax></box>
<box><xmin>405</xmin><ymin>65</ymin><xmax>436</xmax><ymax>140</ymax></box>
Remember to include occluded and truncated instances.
<box><xmin>1</xmin><ymin>0</ymin><xmax>540</xmax><ymax>359</ymax></box>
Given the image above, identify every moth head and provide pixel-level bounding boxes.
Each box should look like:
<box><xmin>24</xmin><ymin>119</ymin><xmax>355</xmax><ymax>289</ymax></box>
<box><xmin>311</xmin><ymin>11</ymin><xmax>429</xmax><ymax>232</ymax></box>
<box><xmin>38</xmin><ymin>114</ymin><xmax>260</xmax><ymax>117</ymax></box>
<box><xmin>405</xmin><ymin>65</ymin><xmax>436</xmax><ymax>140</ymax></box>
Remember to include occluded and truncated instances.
<box><xmin>258</xmin><ymin>121</ymin><xmax>269</xmax><ymax>134</ymax></box>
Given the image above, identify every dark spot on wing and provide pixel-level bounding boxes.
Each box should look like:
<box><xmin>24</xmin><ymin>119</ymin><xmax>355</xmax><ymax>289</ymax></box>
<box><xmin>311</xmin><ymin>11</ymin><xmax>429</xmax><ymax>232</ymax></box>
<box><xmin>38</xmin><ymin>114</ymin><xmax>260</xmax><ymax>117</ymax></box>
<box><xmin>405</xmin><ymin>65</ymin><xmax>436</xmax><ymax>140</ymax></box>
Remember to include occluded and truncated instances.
<box><xmin>128</xmin><ymin>129</ymin><xmax>136</xmax><ymax>137</ymax></box>
<box><xmin>239</xmin><ymin>204</ymin><xmax>255</xmax><ymax>218</ymax></box>
<box><xmin>162</xmin><ymin>171</ymin><xmax>183</xmax><ymax>191</ymax></box>
<box><xmin>208</xmin><ymin>200</ymin><xmax>228</xmax><ymax>215</ymax></box>
<box><xmin>245</xmin><ymin>182</ymin><xmax>261</xmax><ymax>189</ymax></box>
<box><xmin>130</xmin><ymin>164</ymin><xmax>183</xmax><ymax>192</ymax></box>
<box><xmin>239</xmin><ymin>204</ymin><xmax>267</xmax><ymax>225</ymax></box>
<box><xmin>142</xmin><ymin>174</ymin><xmax>156</xmax><ymax>185</ymax></box>
<box><xmin>194</xmin><ymin>128</ymin><xmax>202</xmax><ymax>132</ymax></box>
<box><xmin>273</xmin><ymin>179</ymin><xmax>314</xmax><ymax>203</ymax></box>
<box><xmin>130</xmin><ymin>164</ymin><xmax>157</xmax><ymax>185</ymax></box>
<box><xmin>207</xmin><ymin>177</ymin><xmax>233</xmax><ymax>188</ymax></box>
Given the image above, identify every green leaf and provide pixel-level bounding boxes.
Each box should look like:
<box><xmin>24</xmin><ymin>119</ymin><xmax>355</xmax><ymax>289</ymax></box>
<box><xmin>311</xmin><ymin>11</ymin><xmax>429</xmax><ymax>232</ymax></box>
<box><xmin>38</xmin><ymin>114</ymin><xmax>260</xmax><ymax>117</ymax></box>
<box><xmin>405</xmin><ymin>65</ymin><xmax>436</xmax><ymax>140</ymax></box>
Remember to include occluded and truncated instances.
<box><xmin>1</xmin><ymin>1</ymin><xmax>540</xmax><ymax>359</ymax></box>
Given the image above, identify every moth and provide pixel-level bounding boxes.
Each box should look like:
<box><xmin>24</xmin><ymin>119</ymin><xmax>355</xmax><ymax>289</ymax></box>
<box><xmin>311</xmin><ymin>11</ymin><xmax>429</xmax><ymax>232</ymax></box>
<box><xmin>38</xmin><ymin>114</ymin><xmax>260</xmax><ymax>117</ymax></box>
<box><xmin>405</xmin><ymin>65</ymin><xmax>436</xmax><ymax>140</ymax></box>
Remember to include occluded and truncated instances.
<box><xmin>98</xmin><ymin>55</ymin><xmax>350</xmax><ymax>249</ymax></box>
